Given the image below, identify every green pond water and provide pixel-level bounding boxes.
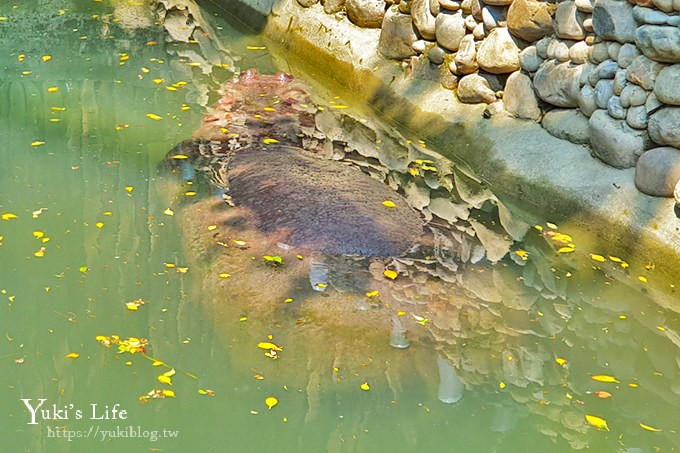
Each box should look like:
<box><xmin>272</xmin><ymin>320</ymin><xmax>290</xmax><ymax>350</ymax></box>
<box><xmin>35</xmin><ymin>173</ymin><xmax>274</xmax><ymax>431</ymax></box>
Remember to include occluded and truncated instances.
<box><xmin>2</xmin><ymin>1</ymin><xmax>680</xmax><ymax>452</ymax></box>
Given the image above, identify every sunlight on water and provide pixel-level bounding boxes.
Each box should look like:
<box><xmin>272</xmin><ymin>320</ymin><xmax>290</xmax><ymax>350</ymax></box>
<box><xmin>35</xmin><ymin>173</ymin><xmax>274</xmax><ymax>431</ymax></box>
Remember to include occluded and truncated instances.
<box><xmin>1</xmin><ymin>2</ymin><xmax>680</xmax><ymax>453</ymax></box>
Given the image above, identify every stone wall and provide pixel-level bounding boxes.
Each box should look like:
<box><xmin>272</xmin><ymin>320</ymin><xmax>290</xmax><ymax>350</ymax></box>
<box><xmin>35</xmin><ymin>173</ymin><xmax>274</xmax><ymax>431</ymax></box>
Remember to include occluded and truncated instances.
<box><xmin>292</xmin><ymin>0</ymin><xmax>680</xmax><ymax>197</ymax></box>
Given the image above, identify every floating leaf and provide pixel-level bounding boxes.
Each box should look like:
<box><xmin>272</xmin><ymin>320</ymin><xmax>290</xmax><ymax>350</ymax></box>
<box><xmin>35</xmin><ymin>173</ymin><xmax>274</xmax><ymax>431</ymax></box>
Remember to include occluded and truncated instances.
<box><xmin>47</xmin><ymin>86</ymin><xmax>59</xmax><ymax>93</ymax></box>
<box><xmin>265</xmin><ymin>396</ymin><xmax>278</xmax><ymax>410</ymax></box>
<box><xmin>593</xmin><ymin>391</ymin><xmax>612</xmax><ymax>399</ymax></box>
<box><xmin>146</xmin><ymin>113</ymin><xmax>163</xmax><ymax>121</ymax></box>
<box><xmin>163</xmin><ymin>208</ymin><xmax>174</xmax><ymax>216</ymax></box>
<box><xmin>638</xmin><ymin>276</ymin><xmax>648</xmax><ymax>283</ymax></box>
<box><xmin>555</xmin><ymin>357</ymin><xmax>567</xmax><ymax>366</ymax></box>
<box><xmin>262</xmin><ymin>138</ymin><xmax>279</xmax><ymax>144</ymax></box>
<box><xmin>125</xmin><ymin>186</ymin><xmax>134</xmax><ymax>193</ymax></box>
<box><xmin>258</xmin><ymin>341</ymin><xmax>283</xmax><ymax>352</ymax></box>
<box><xmin>158</xmin><ymin>374</ymin><xmax>172</xmax><ymax>385</ymax></box>
<box><xmin>42</xmin><ymin>55</ymin><xmax>52</xmax><ymax>62</ymax></box>
<box><xmin>499</xmin><ymin>381</ymin><xmax>506</xmax><ymax>389</ymax></box>
<box><xmin>382</xmin><ymin>200</ymin><xmax>396</xmax><ymax>208</ymax></box>
<box><xmin>239</xmin><ymin>316</ymin><xmax>248</xmax><ymax>322</ymax></box>
<box><xmin>219</xmin><ymin>273</ymin><xmax>231</xmax><ymax>279</ymax></box>
<box><xmin>79</xmin><ymin>266</ymin><xmax>88</xmax><ymax>273</ymax></box>
<box><xmin>360</xmin><ymin>382</ymin><xmax>370</xmax><ymax>391</ymax></box>
<box><xmin>514</xmin><ymin>250</ymin><xmax>529</xmax><ymax>260</ymax></box>
<box><xmin>65</xmin><ymin>352</ymin><xmax>80</xmax><ymax>359</ymax></box>
<box><xmin>33</xmin><ymin>231</ymin><xmax>44</xmax><ymax>238</ymax></box>
<box><xmin>639</xmin><ymin>423</ymin><xmax>662</xmax><ymax>432</ymax></box>
<box><xmin>591</xmin><ymin>374</ymin><xmax>619</xmax><ymax>383</ymax></box>
<box><xmin>95</xmin><ymin>222</ymin><xmax>104</xmax><ymax>229</ymax></box>
<box><xmin>34</xmin><ymin>248</ymin><xmax>45</xmax><ymax>258</ymax></box>
<box><xmin>589</xmin><ymin>254</ymin><xmax>606</xmax><ymax>263</ymax></box>
<box><xmin>365</xmin><ymin>290</ymin><xmax>380</xmax><ymax>298</ymax></box>
<box><xmin>162</xmin><ymin>389</ymin><xmax>175</xmax><ymax>397</ymax></box>
<box><xmin>383</xmin><ymin>269</ymin><xmax>398</xmax><ymax>280</ymax></box>
<box><xmin>31</xmin><ymin>141</ymin><xmax>45</xmax><ymax>147</ymax></box>
<box><xmin>585</xmin><ymin>414</ymin><xmax>609</xmax><ymax>431</ymax></box>
<box><xmin>558</xmin><ymin>246</ymin><xmax>575</xmax><ymax>254</ymax></box>
<box><xmin>2</xmin><ymin>213</ymin><xmax>17</xmax><ymax>220</ymax></box>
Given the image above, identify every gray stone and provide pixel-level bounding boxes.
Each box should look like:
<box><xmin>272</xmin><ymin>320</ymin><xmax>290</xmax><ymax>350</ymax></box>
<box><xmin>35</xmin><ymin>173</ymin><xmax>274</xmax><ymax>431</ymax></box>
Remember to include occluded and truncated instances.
<box><xmin>569</xmin><ymin>41</ymin><xmax>589</xmax><ymax>64</ymax></box>
<box><xmin>412</xmin><ymin>0</ymin><xmax>437</xmax><ymax>40</ymax></box>
<box><xmin>378</xmin><ymin>7</ymin><xmax>419</xmax><ymax>60</ymax></box>
<box><xmin>592</xmin><ymin>0</ymin><xmax>637</xmax><ymax>43</ymax></box>
<box><xmin>535</xmin><ymin>37</ymin><xmax>550</xmax><ymax>59</ymax></box>
<box><xmin>346</xmin><ymin>0</ymin><xmax>386</xmax><ymax>28</ymax></box>
<box><xmin>457</xmin><ymin>74</ymin><xmax>497</xmax><ymax>103</ymax></box>
<box><xmin>541</xmin><ymin>109</ymin><xmax>591</xmax><ymax>144</ymax></box>
<box><xmin>439</xmin><ymin>0</ymin><xmax>461</xmax><ymax>10</ymax></box>
<box><xmin>477</xmin><ymin>27</ymin><xmax>520</xmax><ymax>74</ymax></box>
<box><xmin>553</xmin><ymin>41</ymin><xmax>571</xmax><ymax>62</ymax></box>
<box><xmin>617</xmin><ymin>43</ymin><xmax>640</xmax><ymax>68</ymax></box>
<box><xmin>589</xmin><ymin>110</ymin><xmax>650</xmax><ymax>168</ymax></box>
<box><xmin>484</xmin><ymin>0</ymin><xmax>514</xmax><ymax>5</ymax></box>
<box><xmin>580</xmin><ymin>62</ymin><xmax>595</xmax><ymax>86</ymax></box>
<box><xmin>590</xmin><ymin>42</ymin><xmax>610</xmax><ymax>64</ymax></box>
<box><xmin>621</xmin><ymin>84</ymin><xmax>648</xmax><ymax>107</ymax></box>
<box><xmin>588</xmin><ymin>59</ymin><xmax>619</xmax><ymax>84</ymax></box>
<box><xmin>436</xmin><ymin>11</ymin><xmax>467</xmax><ymax>51</ymax></box>
<box><xmin>646</xmin><ymin>92</ymin><xmax>662</xmax><ymax>113</ymax></box>
<box><xmin>613</xmin><ymin>68</ymin><xmax>628</xmax><ymax>95</ymax></box>
<box><xmin>507</xmin><ymin>0</ymin><xmax>554</xmax><ymax>42</ymax></box>
<box><xmin>654</xmin><ymin>64</ymin><xmax>680</xmax><ymax>105</ymax></box>
<box><xmin>652</xmin><ymin>0</ymin><xmax>674</xmax><ymax>12</ymax></box>
<box><xmin>579</xmin><ymin>84</ymin><xmax>599</xmax><ymax>116</ymax></box>
<box><xmin>520</xmin><ymin>46</ymin><xmax>543</xmax><ymax>72</ymax></box>
<box><xmin>634</xmin><ymin>6</ymin><xmax>671</xmax><ymax>25</ymax></box>
<box><xmin>636</xmin><ymin>25</ymin><xmax>680</xmax><ymax>63</ymax></box>
<box><xmin>626</xmin><ymin>55</ymin><xmax>664</xmax><ymax>90</ymax></box>
<box><xmin>504</xmin><ymin>71</ymin><xmax>542</xmax><ymax>120</ymax></box>
<box><xmin>594</xmin><ymin>79</ymin><xmax>614</xmax><ymax>109</ymax></box>
<box><xmin>668</xmin><ymin>15</ymin><xmax>680</xmax><ymax>26</ymax></box>
<box><xmin>428</xmin><ymin>45</ymin><xmax>447</xmax><ymax>65</ymax></box>
<box><xmin>608</xmin><ymin>42</ymin><xmax>622</xmax><ymax>61</ymax></box>
<box><xmin>533</xmin><ymin>60</ymin><xmax>584</xmax><ymax>107</ymax></box>
<box><xmin>454</xmin><ymin>34</ymin><xmax>479</xmax><ymax>74</ymax></box>
<box><xmin>635</xmin><ymin>147</ymin><xmax>680</xmax><ymax>196</ymax></box>
<box><xmin>649</xmin><ymin>108</ymin><xmax>680</xmax><ymax>147</ymax></box>
<box><xmin>575</xmin><ymin>0</ymin><xmax>593</xmax><ymax>13</ymax></box>
<box><xmin>554</xmin><ymin>1</ymin><xmax>585</xmax><ymax>40</ymax></box>
<box><xmin>626</xmin><ymin>105</ymin><xmax>648</xmax><ymax>129</ymax></box>
<box><xmin>607</xmin><ymin>95</ymin><xmax>626</xmax><ymax>119</ymax></box>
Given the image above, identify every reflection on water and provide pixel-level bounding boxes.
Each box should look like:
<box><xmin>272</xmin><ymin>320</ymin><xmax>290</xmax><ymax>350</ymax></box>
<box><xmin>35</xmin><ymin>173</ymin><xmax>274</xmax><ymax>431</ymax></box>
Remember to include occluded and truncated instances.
<box><xmin>1</xmin><ymin>1</ymin><xmax>680</xmax><ymax>452</ymax></box>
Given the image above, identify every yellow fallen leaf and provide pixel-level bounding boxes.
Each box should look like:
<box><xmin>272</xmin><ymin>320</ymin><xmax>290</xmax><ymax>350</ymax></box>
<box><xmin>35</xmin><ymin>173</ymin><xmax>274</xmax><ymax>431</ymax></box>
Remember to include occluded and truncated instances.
<box><xmin>239</xmin><ymin>316</ymin><xmax>248</xmax><ymax>322</ymax></box>
<box><xmin>125</xmin><ymin>186</ymin><xmax>134</xmax><ymax>193</ymax></box>
<box><xmin>158</xmin><ymin>374</ymin><xmax>172</xmax><ymax>385</ymax></box>
<box><xmin>33</xmin><ymin>231</ymin><xmax>44</xmax><ymax>238</ymax></box>
<box><xmin>42</xmin><ymin>55</ymin><xmax>52</xmax><ymax>62</ymax></box>
<box><xmin>639</xmin><ymin>422</ymin><xmax>662</xmax><ymax>432</ymax></box>
<box><xmin>589</xmin><ymin>254</ymin><xmax>606</xmax><ymax>263</ymax></box>
<box><xmin>219</xmin><ymin>273</ymin><xmax>231</xmax><ymax>279</ymax></box>
<box><xmin>382</xmin><ymin>200</ymin><xmax>396</xmax><ymax>208</ymax></box>
<box><xmin>591</xmin><ymin>374</ymin><xmax>619</xmax><ymax>383</ymax></box>
<box><xmin>638</xmin><ymin>276</ymin><xmax>648</xmax><ymax>283</ymax></box>
<box><xmin>162</xmin><ymin>389</ymin><xmax>175</xmax><ymax>397</ymax></box>
<box><xmin>125</xmin><ymin>302</ymin><xmax>139</xmax><ymax>311</ymax></box>
<box><xmin>555</xmin><ymin>357</ymin><xmax>567</xmax><ymax>366</ymax></box>
<box><xmin>18</xmin><ymin>54</ymin><xmax>25</xmax><ymax>62</ymax></box>
<box><xmin>558</xmin><ymin>246</ymin><xmax>575</xmax><ymax>253</ymax></box>
<box><xmin>365</xmin><ymin>290</ymin><xmax>380</xmax><ymax>298</ymax></box>
<box><xmin>2</xmin><ymin>213</ymin><xmax>17</xmax><ymax>220</ymax></box>
<box><xmin>608</xmin><ymin>256</ymin><xmax>622</xmax><ymax>263</ymax></box>
<box><xmin>499</xmin><ymin>381</ymin><xmax>506</xmax><ymax>389</ymax></box>
<box><xmin>95</xmin><ymin>222</ymin><xmax>104</xmax><ymax>229</ymax></box>
<box><xmin>34</xmin><ymin>249</ymin><xmax>45</xmax><ymax>258</ymax></box>
<box><xmin>534</xmin><ymin>225</ymin><xmax>543</xmax><ymax>231</ymax></box>
<box><xmin>31</xmin><ymin>141</ymin><xmax>45</xmax><ymax>147</ymax></box>
<box><xmin>397</xmin><ymin>311</ymin><xmax>406</xmax><ymax>316</ymax></box>
<box><xmin>164</xmin><ymin>208</ymin><xmax>174</xmax><ymax>216</ymax></box>
<box><xmin>360</xmin><ymin>382</ymin><xmax>370</xmax><ymax>391</ymax></box>
<box><xmin>171</xmin><ymin>154</ymin><xmax>188</xmax><ymax>159</ymax></box>
<box><xmin>207</xmin><ymin>225</ymin><xmax>217</xmax><ymax>231</ymax></box>
<box><xmin>257</xmin><ymin>341</ymin><xmax>283</xmax><ymax>352</ymax></box>
<box><xmin>546</xmin><ymin>222</ymin><xmax>558</xmax><ymax>229</ymax></box>
<box><xmin>263</xmin><ymin>137</ymin><xmax>279</xmax><ymax>144</ymax></box>
<box><xmin>383</xmin><ymin>269</ymin><xmax>398</xmax><ymax>280</ymax></box>
<box><xmin>514</xmin><ymin>250</ymin><xmax>529</xmax><ymax>260</ymax></box>
<box><xmin>265</xmin><ymin>396</ymin><xmax>278</xmax><ymax>410</ymax></box>
<box><xmin>65</xmin><ymin>352</ymin><xmax>80</xmax><ymax>359</ymax></box>
<box><xmin>585</xmin><ymin>414</ymin><xmax>609</xmax><ymax>431</ymax></box>
<box><xmin>146</xmin><ymin>113</ymin><xmax>163</xmax><ymax>120</ymax></box>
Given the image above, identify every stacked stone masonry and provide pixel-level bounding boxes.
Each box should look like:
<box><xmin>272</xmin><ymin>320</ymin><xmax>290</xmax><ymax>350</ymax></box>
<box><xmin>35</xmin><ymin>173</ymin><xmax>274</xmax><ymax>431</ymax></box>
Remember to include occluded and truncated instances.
<box><xmin>294</xmin><ymin>0</ymin><xmax>680</xmax><ymax>197</ymax></box>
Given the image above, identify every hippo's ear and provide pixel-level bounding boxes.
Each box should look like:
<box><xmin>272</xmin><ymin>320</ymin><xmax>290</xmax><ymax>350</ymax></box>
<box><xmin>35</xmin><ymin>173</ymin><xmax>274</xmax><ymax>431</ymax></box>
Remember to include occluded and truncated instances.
<box><xmin>275</xmin><ymin>71</ymin><xmax>294</xmax><ymax>84</ymax></box>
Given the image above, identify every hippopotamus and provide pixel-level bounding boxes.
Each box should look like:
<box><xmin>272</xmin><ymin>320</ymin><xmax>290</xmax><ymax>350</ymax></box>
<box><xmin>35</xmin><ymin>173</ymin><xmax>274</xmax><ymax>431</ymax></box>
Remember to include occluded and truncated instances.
<box><xmin>164</xmin><ymin>69</ymin><xmax>424</xmax><ymax>291</ymax></box>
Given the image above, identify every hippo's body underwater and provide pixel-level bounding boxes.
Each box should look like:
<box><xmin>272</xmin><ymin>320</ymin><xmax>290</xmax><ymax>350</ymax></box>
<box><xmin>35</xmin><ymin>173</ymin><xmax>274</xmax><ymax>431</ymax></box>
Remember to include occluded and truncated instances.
<box><xmin>164</xmin><ymin>69</ymin><xmax>424</xmax><ymax>291</ymax></box>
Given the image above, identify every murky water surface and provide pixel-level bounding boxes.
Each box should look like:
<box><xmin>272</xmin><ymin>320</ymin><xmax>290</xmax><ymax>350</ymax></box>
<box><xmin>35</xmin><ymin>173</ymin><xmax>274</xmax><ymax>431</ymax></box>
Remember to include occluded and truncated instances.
<box><xmin>2</xmin><ymin>2</ymin><xmax>680</xmax><ymax>452</ymax></box>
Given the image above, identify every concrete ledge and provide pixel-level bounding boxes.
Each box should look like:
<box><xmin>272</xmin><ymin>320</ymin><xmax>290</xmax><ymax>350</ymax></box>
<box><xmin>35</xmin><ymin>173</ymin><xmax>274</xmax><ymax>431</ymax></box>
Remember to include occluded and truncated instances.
<box><xmin>248</xmin><ymin>0</ymin><xmax>677</xmax><ymax>289</ymax></box>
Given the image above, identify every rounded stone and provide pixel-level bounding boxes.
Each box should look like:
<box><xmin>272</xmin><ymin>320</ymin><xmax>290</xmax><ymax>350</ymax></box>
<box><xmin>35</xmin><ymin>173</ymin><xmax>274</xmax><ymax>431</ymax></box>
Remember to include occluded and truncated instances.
<box><xmin>635</xmin><ymin>147</ymin><xmax>680</xmax><ymax>197</ymax></box>
<box><xmin>535</xmin><ymin>37</ymin><xmax>550</xmax><ymax>59</ymax></box>
<box><xmin>473</xmin><ymin>23</ymin><xmax>486</xmax><ymax>40</ymax></box>
<box><xmin>608</xmin><ymin>42</ymin><xmax>622</xmax><ymax>61</ymax></box>
<box><xmin>635</xmin><ymin>25</ymin><xmax>680</xmax><ymax>63</ymax></box>
<box><xmin>626</xmin><ymin>55</ymin><xmax>664</xmax><ymax>90</ymax></box>
<box><xmin>346</xmin><ymin>0</ymin><xmax>387</xmax><ymax>28</ymax></box>
<box><xmin>607</xmin><ymin>95</ymin><xmax>627</xmax><ymax>119</ymax></box>
<box><xmin>569</xmin><ymin>41</ymin><xmax>589</xmax><ymax>64</ymax></box>
<box><xmin>457</xmin><ymin>73</ymin><xmax>497</xmax><ymax>103</ymax></box>
<box><xmin>436</xmin><ymin>11</ymin><xmax>467</xmax><ymax>51</ymax></box>
<box><xmin>617</xmin><ymin>43</ymin><xmax>641</xmax><ymax>68</ymax></box>
<box><xmin>554</xmin><ymin>41</ymin><xmax>571</xmax><ymax>62</ymax></box>
<box><xmin>428</xmin><ymin>45</ymin><xmax>447</xmax><ymax>65</ymax></box>
<box><xmin>613</xmin><ymin>68</ymin><xmax>628</xmax><ymax>95</ymax></box>
<box><xmin>590</xmin><ymin>42</ymin><xmax>610</xmax><ymax>64</ymax></box>
<box><xmin>554</xmin><ymin>1</ymin><xmax>585</xmax><ymax>40</ymax></box>
<box><xmin>439</xmin><ymin>0</ymin><xmax>461</xmax><ymax>10</ymax></box>
<box><xmin>594</xmin><ymin>79</ymin><xmax>614</xmax><ymax>109</ymax></box>
<box><xmin>652</xmin><ymin>0</ymin><xmax>674</xmax><ymax>12</ymax></box>
<box><xmin>520</xmin><ymin>46</ymin><xmax>543</xmax><ymax>72</ymax></box>
<box><xmin>504</xmin><ymin>71</ymin><xmax>542</xmax><ymax>120</ymax></box>
<box><xmin>589</xmin><ymin>109</ymin><xmax>650</xmax><ymax>168</ymax></box>
<box><xmin>578</xmin><ymin>84</ymin><xmax>599</xmax><ymax>116</ymax></box>
<box><xmin>507</xmin><ymin>0</ymin><xmax>554</xmax><ymax>42</ymax></box>
<box><xmin>649</xmin><ymin>107</ymin><xmax>680</xmax><ymax>147</ymax></box>
<box><xmin>454</xmin><ymin>34</ymin><xmax>479</xmax><ymax>74</ymax></box>
<box><xmin>412</xmin><ymin>0</ymin><xmax>437</xmax><ymax>40</ymax></box>
<box><xmin>575</xmin><ymin>0</ymin><xmax>593</xmax><ymax>13</ymax></box>
<box><xmin>476</xmin><ymin>27</ymin><xmax>521</xmax><ymax>74</ymax></box>
<box><xmin>541</xmin><ymin>109</ymin><xmax>591</xmax><ymax>144</ymax></box>
<box><xmin>378</xmin><ymin>8</ymin><xmax>419</xmax><ymax>60</ymax></box>
<box><xmin>582</xmin><ymin>17</ymin><xmax>594</xmax><ymax>32</ymax></box>
<box><xmin>621</xmin><ymin>84</ymin><xmax>648</xmax><ymax>107</ymax></box>
<box><xmin>654</xmin><ymin>64</ymin><xmax>680</xmax><ymax>105</ymax></box>
<box><xmin>646</xmin><ymin>92</ymin><xmax>662</xmax><ymax>113</ymax></box>
<box><xmin>626</xmin><ymin>105</ymin><xmax>649</xmax><ymax>129</ymax></box>
<box><xmin>533</xmin><ymin>60</ymin><xmax>584</xmax><ymax>107</ymax></box>
<box><xmin>465</xmin><ymin>14</ymin><xmax>477</xmax><ymax>30</ymax></box>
